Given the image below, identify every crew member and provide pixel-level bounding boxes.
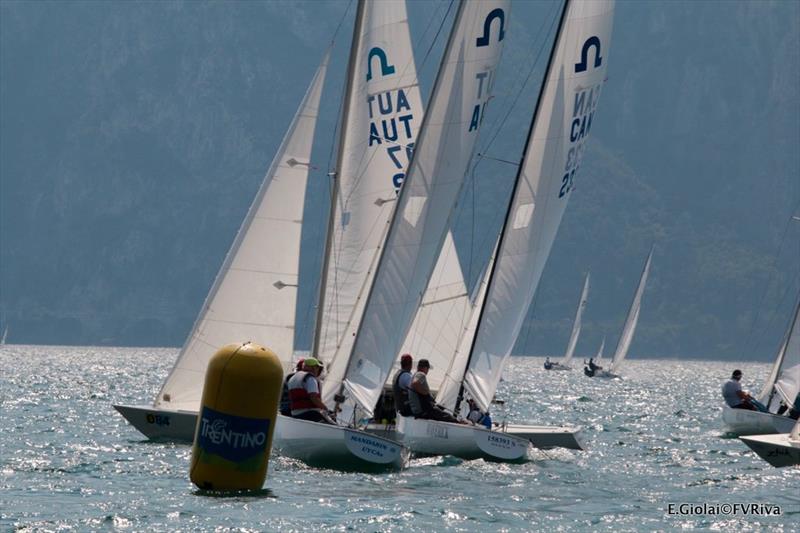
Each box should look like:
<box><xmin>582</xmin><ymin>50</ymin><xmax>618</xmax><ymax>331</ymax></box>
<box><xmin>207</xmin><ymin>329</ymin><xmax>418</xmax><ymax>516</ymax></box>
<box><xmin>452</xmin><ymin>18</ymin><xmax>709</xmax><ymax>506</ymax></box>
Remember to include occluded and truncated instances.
<box><xmin>722</xmin><ymin>369</ymin><xmax>756</xmax><ymax>410</ymax></box>
<box><xmin>392</xmin><ymin>353</ymin><xmax>414</xmax><ymax>417</ymax></box>
<box><xmin>408</xmin><ymin>359</ymin><xmax>460</xmax><ymax>423</ymax></box>
<box><xmin>279</xmin><ymin>358</ymin><xmax>305</xmax><ymax>416</ymax></box>
<box><xmin>287</xmin><ymin>358</ymin><xmax>333</xmax><ymax>423</ymax></box>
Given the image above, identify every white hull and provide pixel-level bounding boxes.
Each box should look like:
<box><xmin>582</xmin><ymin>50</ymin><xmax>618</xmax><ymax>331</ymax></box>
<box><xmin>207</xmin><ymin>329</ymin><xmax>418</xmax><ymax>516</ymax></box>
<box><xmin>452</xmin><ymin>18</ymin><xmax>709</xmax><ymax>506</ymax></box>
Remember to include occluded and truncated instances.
<box><xmin>397</xmin><ymin>416</ymin><xmax>530</xmax><ymax>461</ymax></box>
<box><xmin>721</xmin><ymin>405</ymin><xmax>797</xmax><ymax>436</ymax></box>
<box><xmin>740</xmin><ymin>432</ymin><xmax>800</xmax><ymax>467</ymax></box>
<box><xmin>544</xmin><ymin>362</ymin><xmax>571</xmax><ymax>371</ymax></box>
<box><xmin>114</xmin><ymin>404</ymin><xmax>408</xmax><ymax>470</ymax></box>
<box><xmin>503</xmin><ymin>424</ymin><xmax>586</xmax><ymax>450</ymax></box>
<box><xmin>273</xmin><ymin>415</ymin><xmax>408</xmax><ymax>470</ymax></box>
<box><xmin>113</xmin><ymin>404</ymin><xmax>198</xmax><ymax>441</ymax></box>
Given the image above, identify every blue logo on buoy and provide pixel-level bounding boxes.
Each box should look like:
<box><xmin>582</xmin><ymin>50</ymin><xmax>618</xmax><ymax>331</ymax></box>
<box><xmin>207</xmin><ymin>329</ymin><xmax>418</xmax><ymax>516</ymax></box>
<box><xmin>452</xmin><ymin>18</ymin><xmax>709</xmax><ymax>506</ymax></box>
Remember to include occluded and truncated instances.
<box><xmin>198</xmin><ymin>406</ymin><xmax>270</xmax><ymax>466</ymax></box>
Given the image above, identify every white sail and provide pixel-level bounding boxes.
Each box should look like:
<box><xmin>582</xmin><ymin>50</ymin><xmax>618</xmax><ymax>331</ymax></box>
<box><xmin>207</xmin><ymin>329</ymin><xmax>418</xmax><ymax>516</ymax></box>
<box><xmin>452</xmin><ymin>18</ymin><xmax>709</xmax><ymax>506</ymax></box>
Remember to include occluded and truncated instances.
<box><xmin>609</xmin><ymin>246</ymin><xmax>653</xmax><ymax>373</ymax></box>
<box><xmin>397</xmin><ymin>231</ymin><xmax>470</xmax><ymax>395</ymax></box>
<box><xmin>317</xmin><ymin>0</ymin><xmax>425</xmax><ymax>406</ymax></box>
<box><xmin>154</xmin><ymin>53</ymin><xmax>330</xmax><ymax>411</ymax></box>
<box><xmin>762</xmin><ymin>296</ymin><xmax>800</xmax><ymax>412</ymax></box>
<box><xmin>464</xmin><ymin>0</ymin><xmax>616</xmax><ymax>411</ymax></box>
<box><xmin>562</xmin><ymin>272</ymin><xmax>590</xmax><ymax>366</ymax></box>
<box><xmin>340</xmin><ymin>0</ymin><xmax>510</xmax><ymax>416</ymax></box>
<box><xmin>595</xmin><ymin>336</ymin><xmax>605</xmax><ymax>362</ymax></box>
<box><xmin>436</xmin><ymin>247</ymin><xmax>496</xmax><ymax>413</ymax></box>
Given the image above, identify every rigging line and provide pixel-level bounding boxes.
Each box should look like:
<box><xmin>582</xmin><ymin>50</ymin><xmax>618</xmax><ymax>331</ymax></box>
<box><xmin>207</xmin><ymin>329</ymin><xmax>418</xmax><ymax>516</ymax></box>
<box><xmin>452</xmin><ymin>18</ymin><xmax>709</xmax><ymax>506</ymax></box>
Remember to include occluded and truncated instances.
<box><xmin>417</xmin><ymin>0</ymin><xmax>456</xmax><ymax>73</ymax></box>
<box><xmin>741</xmin><ymin>202</ymin><xmax>800</xmax><ymax>359</ymax></box>
<box><xmin>477</xmin><ymin>0</ymin><xmax>562</xmax><ymax>158</ymax></box>
<box><xmin>299</xmin><ymin>0</ymin><xmax>354</xmax><ymax>351</ymax></box>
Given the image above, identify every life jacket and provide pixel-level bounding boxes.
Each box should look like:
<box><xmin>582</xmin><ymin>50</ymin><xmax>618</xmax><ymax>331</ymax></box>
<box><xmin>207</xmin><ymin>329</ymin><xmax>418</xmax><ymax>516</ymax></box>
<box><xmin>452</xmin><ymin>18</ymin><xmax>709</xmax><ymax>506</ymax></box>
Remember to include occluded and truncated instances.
<box><xmin>279</xmin><ymin>371</ymin><xmax>296</xmax><ymax>415</ymax></box>
<box><xmin>288</xmin><ymin>371</ymin><xmax>318</xmax><ymax>413</ymax></box>
<box><xmin>392</xmin><ymin>369</ymin><xmax>411</xmax><ymax>412</ymax></box>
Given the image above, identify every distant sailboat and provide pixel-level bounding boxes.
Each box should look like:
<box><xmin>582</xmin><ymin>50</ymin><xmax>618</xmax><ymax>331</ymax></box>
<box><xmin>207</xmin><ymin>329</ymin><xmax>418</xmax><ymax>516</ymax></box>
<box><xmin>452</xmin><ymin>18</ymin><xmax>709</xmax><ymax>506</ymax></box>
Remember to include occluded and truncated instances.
<box><xmin>723</xmin><ymin>292</ymin><xmax>800</xmax><ymax>436</ymax></box>
<box><xmin>1</xmin><ymin>324</ymin><xmax>7</xmax><ymax>345</ymax></box>
<box><xmin>546</xmin><ymin>272</ymin><xmax>590</xmax><ymax>371</ymax></box>
<box><xmin>585</xmin><ymin>246</ymin><xmax>653</xmax><ymax>379</ymax></box>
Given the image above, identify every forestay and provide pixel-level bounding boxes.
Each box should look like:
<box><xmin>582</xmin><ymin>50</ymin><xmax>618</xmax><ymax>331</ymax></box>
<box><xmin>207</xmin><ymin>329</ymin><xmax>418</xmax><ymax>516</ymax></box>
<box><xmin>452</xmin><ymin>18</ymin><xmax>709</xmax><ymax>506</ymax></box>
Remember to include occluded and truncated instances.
<box><xmin>562</xmin><ymin>272</ymin><xmax>590</xmax><ymax>366</ymax></box>
<box><xmin>154</xmin><ymin>54</ymin><xmax>329</xmax><ymax>412</ymax></box>
<box><xmin>464</xmin><ymin>0</ymin><xmax>615</xmax><ymax>411</ymax></box>
<box><xmin>342</xmin><ymin>0</ymin><xmax>510</xmax><ymax>416</ymax></box>
<box><xmin>317</xmin><ymin>0</ymin><xmax>425</xmax><ymax>407</ymax></box>
<box><xmin>609</xmin><ymin>246</ymin><xmax>652</xmax><ymax>373</ymax></box>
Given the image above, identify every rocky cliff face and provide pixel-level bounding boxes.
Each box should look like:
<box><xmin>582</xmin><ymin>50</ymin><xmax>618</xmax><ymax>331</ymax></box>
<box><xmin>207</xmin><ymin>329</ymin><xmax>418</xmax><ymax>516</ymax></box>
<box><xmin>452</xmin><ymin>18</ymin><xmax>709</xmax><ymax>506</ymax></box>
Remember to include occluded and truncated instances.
<box><xmin>1</xmin><ymin>1</ymin><xmax>797</xmax><ymax>359</ymax></box>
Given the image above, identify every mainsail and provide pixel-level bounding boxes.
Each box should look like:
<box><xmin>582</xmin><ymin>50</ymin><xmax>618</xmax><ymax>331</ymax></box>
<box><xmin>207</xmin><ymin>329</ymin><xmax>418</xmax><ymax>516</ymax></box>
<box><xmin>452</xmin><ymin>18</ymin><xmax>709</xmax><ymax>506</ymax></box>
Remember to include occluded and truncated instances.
<box><xmin>340</xmin><ymin>0</ymin><xmax>511</xmax><ymax>416</ymax></box>
<box><xmin>562</xmin><ymin>272</ymin><xmax>590</xmax><ymax>367</ymax></box>
<box><xmin>463</xmin><ymin>0</ymin><xmax>616</xmax><ymax>411</ymax></box>
<box><xmin>154</xmin><ymin>53</ymin><xmax>330</xmax><ymax>412</ymax></box>
<box><xmin>760</xmin><ymin>294</ymin><xmax>800</xmax><ymax>412</ymax></box>
<box><xmin>609</xmin><ymin>246</ymin><xmax>653</xmax><ymax>374</ymax></box>
<box><xmin>317</xmin><ymin>0</ymin><xmax>425</xmax><ymax>407</ymax></box>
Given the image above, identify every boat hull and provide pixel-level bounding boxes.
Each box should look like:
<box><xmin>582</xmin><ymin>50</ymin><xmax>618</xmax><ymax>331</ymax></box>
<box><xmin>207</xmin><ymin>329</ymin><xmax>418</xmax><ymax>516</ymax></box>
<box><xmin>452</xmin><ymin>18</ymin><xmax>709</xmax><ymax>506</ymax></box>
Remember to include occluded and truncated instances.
<box><xmin>273</xmin><ymin>415</ymin><xmax>408</xmax><ymax>470</ymax></box>
<box><xmin>114</xmin><ymin>404</ymin><xmax>408</xmax><ymax>470</ymax></box>
<box><xmin>113</xmin><ymin>404</ymin><xmax>197</xmax><ymax>442</ymax></box>
<box><xmin>544</xmin><ymin>362</ymin><xmax>571</xmax><ymax>371</ymax></box>
<box><xmin>502</xmin><ymin>424</ymin><xmax>586</xmax><ymax>450</ymax></box>
<box><xmin>740</xmin><ymin>433</ymin><xmax>800</xmax><ymax>467</ymax></box>
<box><xmin>721</xmin><ymin>405</ymin><xmax>797</xmax><ymax>436</ymax></box>
<box><xmin>396</xmin><ymin>416</ymin><xmax>530</xmax><ymax>461</ymax></box>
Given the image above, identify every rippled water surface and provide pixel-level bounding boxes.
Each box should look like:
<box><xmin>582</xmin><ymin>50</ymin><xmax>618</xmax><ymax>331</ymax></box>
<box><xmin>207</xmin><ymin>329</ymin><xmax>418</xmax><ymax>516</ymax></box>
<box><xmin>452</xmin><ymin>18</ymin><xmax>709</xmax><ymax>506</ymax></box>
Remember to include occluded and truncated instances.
<box><xmin>1</xmin><ymin>345</ymin><xmax>798</xmax><ymax>531</ymax></box>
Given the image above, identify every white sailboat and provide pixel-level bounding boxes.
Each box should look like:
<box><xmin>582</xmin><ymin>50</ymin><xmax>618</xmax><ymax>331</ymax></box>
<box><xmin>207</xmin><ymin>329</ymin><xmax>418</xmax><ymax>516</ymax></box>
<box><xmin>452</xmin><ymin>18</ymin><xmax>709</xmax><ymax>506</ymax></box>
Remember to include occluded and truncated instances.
<box><xmin>723</xmin><ymin>294</ymin><xmax>800</xmax><ymax>436</ymax></box>
<box><xmin>115</xmin><ymin>0</ymin><xmax>426</xmax><ymax>469</ymax></box>
<box><xmin>585</xmin><ymin>246</ymin><xmax>653</xmax><ymax>379</ymax></box>
<box><xmin>546</xmin><ymin>272</ymin><xmax>590</xmax><ymax>370</ymax></box>
<box><xmin>114</xmin><ymin>49</ymin><xmax>330</xmax><ymax>441</ymax></box>
<box><xmin>398</xmin><ymin>0</ymin><xmax>615</xmax><ymax>459</ymax></box>
<box><xmin>740</xmin><ymin>418</ymin><xmax>800</xmax><ymax>467</ymax></box>
<box><xmin>1</xmin><ymin>324</ymin><xmax>7</xmax><ymax>345</ymax></box>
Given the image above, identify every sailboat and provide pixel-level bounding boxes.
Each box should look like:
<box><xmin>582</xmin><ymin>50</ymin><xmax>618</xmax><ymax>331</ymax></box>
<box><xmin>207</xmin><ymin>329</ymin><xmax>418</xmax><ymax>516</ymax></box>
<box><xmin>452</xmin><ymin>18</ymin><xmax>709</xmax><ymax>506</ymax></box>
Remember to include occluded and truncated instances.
<box><xmin>114</xmin><ymin>0</ymin><xmax>431</xmax><ymax>469</ymax></box>
<box><xmin>722</xmin><ymin>293</ymin><xmax>800</xmax><ymax>435</ymax></box>
<box><xmin>1</xmin><ymin>324</ymin><xmax>7</xmax><ymax>345</ymax></box>
<box><xmin>740</xmin><ymin>418</ymin><xmax>800</xmax><ymax>467</ymax></box>
<box><xmin>397</xmin><ymin>0</ymin><xmax>615</xmax><ymax>459</ymax></box>
<box><xmin>546</xmin><ymin>272</ymin><xmax>590</xmax><ymax>370</ymax></box>
<box><xmin>585</xmin><ymin>246</ymin><xmax>653</xmax><ymax>379</ymax></box>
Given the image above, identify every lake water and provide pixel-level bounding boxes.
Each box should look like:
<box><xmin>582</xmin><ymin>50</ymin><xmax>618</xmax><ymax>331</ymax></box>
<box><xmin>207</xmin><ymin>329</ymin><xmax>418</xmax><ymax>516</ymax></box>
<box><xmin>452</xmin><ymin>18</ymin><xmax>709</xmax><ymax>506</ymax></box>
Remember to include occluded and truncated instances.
<box><xmin>1</xmin><ymin>345</ymin><xmax>797</xmax><ymax>531</ymax></box>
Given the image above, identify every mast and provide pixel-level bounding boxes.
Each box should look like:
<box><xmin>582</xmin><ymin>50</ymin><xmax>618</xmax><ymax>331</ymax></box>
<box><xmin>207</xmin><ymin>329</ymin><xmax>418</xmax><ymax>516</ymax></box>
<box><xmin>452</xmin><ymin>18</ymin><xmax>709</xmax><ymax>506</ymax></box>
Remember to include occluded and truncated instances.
<box><xmin>454</xmin><ymin>0</ymin><xmax>572</xmax><ymax>415</ymax></box>
<box><xmin>312</xmin><ymin>0</ymin><xmax>366</xmax><ymax>359</ymax></box>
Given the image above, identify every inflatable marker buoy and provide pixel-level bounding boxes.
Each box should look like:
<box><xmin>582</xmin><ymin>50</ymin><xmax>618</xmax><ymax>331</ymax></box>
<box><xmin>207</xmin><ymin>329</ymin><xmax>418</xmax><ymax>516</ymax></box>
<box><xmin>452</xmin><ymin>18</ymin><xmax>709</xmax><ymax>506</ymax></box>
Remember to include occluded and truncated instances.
<box><xmin>190</xmin><ymin>342</ymin><xmax>282</xmax><ymax>491</ymax></box>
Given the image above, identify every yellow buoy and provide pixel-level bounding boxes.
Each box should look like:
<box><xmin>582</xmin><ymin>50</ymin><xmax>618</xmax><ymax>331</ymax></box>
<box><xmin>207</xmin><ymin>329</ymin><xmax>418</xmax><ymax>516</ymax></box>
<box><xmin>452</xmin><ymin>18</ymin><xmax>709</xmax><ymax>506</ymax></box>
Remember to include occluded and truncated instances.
<box><xmin>189</xmin><ymin>342</ymin><xmax>283</xmax><ymax>491</ymax></box>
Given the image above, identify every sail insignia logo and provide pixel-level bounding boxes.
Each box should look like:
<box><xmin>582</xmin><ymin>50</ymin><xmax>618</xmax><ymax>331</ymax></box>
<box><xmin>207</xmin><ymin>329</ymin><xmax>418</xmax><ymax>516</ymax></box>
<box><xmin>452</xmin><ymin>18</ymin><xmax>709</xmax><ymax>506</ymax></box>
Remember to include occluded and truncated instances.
<box><xmin>476</xmin><ymin>8</ymin><xmax>506</xmax><ymax>47</ymax></box>
<box><xmin>575</xmin><ymin>36</ymin><xmax>603</xmax><ymax>73</ymax></box>
<box><xmin>366</xmin><ymin>47</ymin><xmax>395</xmax><ymax>81</ymax></box>
<box><xmin>197</xmin><ymin>406</ymin><xmax>270</xmax><ymax>463</ymax></box>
